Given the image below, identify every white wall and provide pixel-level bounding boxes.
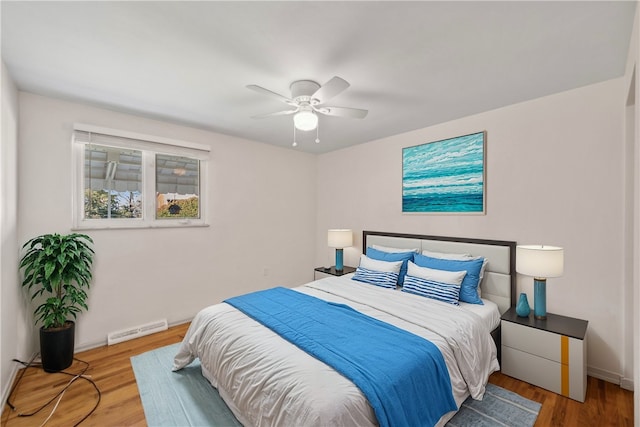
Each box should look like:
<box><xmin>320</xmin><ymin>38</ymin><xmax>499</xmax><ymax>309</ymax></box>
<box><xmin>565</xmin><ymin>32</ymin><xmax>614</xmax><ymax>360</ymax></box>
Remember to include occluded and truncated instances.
<box><xmin>16</xmin><ymin>93</ymin><xmax>317</xmax><ymax>351</ymax></box>
<box><xmin>1</xmin><ymin>62</ymin><xmax>25</xmax><ymax>405</ymax></box>
<box><xmin>316</xmin><ymin>78</ymin><xmax>626</xmax><ymax>381</ymax></box>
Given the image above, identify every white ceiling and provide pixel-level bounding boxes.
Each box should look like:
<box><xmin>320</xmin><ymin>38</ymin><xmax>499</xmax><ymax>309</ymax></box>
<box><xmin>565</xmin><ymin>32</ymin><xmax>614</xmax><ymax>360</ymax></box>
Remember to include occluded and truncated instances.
<box><xmin>1</xmin><ymin>1</ymin><xmax>636</xmax><ymax>154</ymax></box>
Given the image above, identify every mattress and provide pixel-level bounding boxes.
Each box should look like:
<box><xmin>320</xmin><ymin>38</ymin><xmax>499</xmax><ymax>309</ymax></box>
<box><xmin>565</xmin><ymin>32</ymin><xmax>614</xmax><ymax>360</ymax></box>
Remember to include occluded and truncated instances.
<box><xmin>340</xmin><ymin>272</ymin><xmax>502</xmax><ymax>332</ymax></box>
<box><xmin>459</xmin><ymin>298</ymin><xmax>501</xmax><ymax>331</ymax></box>
<box><xmin>173</xmin><ymin>275</ymin><xmax>500</xmax><ymax>427</ymax></box>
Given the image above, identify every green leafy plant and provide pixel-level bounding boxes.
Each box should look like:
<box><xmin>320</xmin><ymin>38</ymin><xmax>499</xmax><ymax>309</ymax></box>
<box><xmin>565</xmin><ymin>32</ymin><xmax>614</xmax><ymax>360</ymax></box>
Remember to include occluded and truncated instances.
<box><xmin>19</xmin><ymin>233</ymin><xmax>95</xmax><ymax>329</ymax></box>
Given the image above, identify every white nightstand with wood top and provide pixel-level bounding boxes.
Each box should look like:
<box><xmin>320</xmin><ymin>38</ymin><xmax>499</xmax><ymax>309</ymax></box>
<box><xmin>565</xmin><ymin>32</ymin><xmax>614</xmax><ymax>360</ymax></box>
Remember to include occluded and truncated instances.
<box><xmin>501</xmin><ymin>307</ymin><xmax>588</xmax><ymax>402</ymax></box>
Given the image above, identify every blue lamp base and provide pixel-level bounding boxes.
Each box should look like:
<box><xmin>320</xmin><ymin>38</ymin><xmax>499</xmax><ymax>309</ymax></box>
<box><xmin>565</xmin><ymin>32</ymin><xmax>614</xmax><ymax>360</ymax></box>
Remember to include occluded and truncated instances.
<box><xmin>335</xmin><ymin>248</ymin><xmax>344</xmax><ymax>271</ymax></box>
<box><xmin>534</xmin><ymin>277</ymin><xmax>547</xmax><ymax>320</ymax></box>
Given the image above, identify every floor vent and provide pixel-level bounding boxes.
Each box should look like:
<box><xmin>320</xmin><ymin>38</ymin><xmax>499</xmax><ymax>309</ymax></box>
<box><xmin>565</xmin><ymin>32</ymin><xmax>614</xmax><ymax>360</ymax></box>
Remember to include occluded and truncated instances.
<box><xmin>107</xmin><ymin>319</ymin><xmax>168</xmax><ymax>345</ymax></box>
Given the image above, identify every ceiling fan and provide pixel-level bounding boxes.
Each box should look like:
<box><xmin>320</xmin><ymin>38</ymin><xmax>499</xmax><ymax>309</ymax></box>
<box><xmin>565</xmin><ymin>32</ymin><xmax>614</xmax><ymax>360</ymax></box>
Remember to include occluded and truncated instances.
<box><xmin>246</xmin><ymin>77</ymin><xmax>368</xmax><ymax>145</ymax></box>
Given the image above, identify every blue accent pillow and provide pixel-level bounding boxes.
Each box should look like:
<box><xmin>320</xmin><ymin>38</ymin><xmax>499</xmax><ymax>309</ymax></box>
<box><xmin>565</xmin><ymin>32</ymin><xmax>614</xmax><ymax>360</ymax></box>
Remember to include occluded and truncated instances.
<box><xmin>352</xmin><ymin>267</ymin><xmax>399</xmax><ymax>289</ymax></box>
<box><xmin>412</xmin><ymin>254</ymin><xmax>484</xmax><ymax>304</ymax></box>
<box><xmin>402</xmin><ymin>275</ymin><xmax>461</xmax><ymax>305</ymax></box>
<box><xmin>366</xmin><ymin>247</ymin><xmax>415</xmax><ymax>285</ymax></box>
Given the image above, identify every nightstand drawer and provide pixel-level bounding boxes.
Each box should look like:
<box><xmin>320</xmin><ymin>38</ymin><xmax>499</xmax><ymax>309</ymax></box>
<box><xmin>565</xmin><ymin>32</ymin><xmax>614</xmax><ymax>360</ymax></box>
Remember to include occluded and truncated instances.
<box><xmin>502</xmin><ymin>320</ymin><xmax>562</xmax><ymax>362</ymax></box>
<box><xmin>502</xmin><ymin>346</ymin><xmax>563</xmax><ymax>395</ymax></box>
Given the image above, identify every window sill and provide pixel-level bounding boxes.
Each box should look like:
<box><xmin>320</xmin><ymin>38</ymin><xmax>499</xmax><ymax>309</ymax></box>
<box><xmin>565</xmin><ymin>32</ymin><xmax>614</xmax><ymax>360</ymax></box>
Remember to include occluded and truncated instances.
<box><xmin>71</xmin><ymin>222</ymin><xmax>210</xmax><ymax>231</ymax></box>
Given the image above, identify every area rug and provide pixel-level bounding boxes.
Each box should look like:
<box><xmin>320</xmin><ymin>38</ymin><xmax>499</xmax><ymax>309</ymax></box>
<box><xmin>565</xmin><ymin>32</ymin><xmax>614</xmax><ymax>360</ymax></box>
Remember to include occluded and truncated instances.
<box><xmin>131</xmin><ymin>343</ymin><xmax>541</xmax><ymax>427</ymax></box>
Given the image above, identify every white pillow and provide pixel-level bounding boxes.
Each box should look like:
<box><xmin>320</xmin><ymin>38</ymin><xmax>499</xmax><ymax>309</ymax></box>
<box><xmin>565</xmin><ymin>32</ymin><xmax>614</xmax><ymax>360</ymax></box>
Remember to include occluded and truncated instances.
<box><xmin>359</xmin><ymin>254</ymin><xmax>403</xmax><ymax>273</ymax></box>
<box><xmin>406</xmin><ymin>261</ymin><xmax>466</xmax><ymax>285</ymax></box>
<box><xmin>421</xmin><ymin>249</ymin><xmax>473</xmax><ymax>259</ymax></box>
<box><xmin>372</xmin><ymin>244</ymin><xmax>419</xmax><ymax>253</ymax></box>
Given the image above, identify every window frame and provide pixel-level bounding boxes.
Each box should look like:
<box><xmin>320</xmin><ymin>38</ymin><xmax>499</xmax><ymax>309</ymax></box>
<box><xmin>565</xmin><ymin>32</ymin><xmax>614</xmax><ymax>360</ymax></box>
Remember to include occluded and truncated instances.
<box><xmin>72</xmin><ymin>124</ymin><xmax>210</xmax><ymax>230</ymax></box>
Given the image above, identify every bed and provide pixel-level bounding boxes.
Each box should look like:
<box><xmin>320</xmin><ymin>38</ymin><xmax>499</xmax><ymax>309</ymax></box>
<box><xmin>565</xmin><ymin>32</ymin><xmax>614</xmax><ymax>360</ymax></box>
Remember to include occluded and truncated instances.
<box><xmin>173</xmin><ymin>231</ymin><xmax>517</xmax><ymax>427</ymax></box>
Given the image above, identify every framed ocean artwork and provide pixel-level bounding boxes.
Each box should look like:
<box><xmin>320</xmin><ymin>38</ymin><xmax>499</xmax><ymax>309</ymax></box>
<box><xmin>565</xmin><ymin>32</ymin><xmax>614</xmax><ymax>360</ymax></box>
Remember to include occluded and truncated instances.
<box><xmin>402</xmin><ymin>131</ymin><xmax>486</xmax><ymax>214</ymax></box>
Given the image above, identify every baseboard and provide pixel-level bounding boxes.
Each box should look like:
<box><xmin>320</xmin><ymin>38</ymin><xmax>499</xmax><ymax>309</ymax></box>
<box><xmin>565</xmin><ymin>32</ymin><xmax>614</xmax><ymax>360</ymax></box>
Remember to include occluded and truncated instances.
<box><xmin>1</xmin><ymin>363</ymin><xmax>20</xmax><ymax>416</ymax></box>
<box><xmin>74</xmin><ymin>318</ymin><xmax>193</xmax><ymax>353</ymax></box>
<box><xmin>74</xmin><ymin>338</ymin><xmax>108</xmax><ymax>353</ymax></box>
<box><xmin>620</xmin><ymin>377</ymin><xmax>634</xmax><ymax>391</ymax></box>
<box><xmin>169</xmin><ymin>318</ymin><xmax>192</xmax><ymax>328</ymax></box>
<box><xmin>1</xmin><ymin>352</ymin><xmax>38</xmax><ymax>416</ymax></box>
<box><xmin>587</xmin><ymin>366</ymin><xmax>634</xmax><ymax>390</ymax></box>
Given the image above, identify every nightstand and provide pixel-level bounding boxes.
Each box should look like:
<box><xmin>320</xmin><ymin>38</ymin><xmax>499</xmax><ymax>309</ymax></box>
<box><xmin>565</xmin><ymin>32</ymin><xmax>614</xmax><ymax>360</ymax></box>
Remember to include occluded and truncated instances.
<box><xmin>501</xmin><ymin>307</ymin><xmax>588</xmax><ymax>402</ymax></box>
<box><xmin>314</xmin><ymin>266</ymin><xmax>356</xmax><ymax>280</ymax></box>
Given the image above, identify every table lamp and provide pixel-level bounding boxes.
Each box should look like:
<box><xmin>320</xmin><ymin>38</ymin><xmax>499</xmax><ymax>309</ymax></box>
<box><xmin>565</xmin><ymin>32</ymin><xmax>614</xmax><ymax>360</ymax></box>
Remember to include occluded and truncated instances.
<box><xmin>327</xmin><ymin>229</ymin><xmax>353</xmax><ymax>271</ymax></box>
<box><xmin>516</xmin><ymin>245</ymin><xmax>564</xmax><ymax>320</ymax></box>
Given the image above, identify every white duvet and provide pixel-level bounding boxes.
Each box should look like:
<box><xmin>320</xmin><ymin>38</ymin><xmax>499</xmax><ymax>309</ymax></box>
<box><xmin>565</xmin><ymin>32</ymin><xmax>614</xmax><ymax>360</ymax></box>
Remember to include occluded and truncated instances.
<box><xmin>173</xmin><ymin>276</ymin><xmax>500</xmax><ymax>427</ymax></box>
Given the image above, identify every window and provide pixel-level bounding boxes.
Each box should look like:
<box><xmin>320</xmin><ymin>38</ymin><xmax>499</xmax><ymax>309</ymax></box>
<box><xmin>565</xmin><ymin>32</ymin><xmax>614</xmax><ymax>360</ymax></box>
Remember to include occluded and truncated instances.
<box><xmin>84</xmin><ymin>145</ymin><xmax>143</xmax><ymax>219</ymax></box>
<box><xmin>73</xmin><ymin>124</ymin><xmax>209</xmax><ymax>229</ymax></box>
<box><xmin>155</xmin><ymin>154</ymin><xmax>200</xmax><ymax>220</ymax></box>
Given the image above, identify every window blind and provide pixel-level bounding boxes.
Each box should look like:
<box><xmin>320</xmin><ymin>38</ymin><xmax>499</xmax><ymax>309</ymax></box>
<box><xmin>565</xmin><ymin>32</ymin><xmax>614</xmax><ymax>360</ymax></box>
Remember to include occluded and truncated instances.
<box><xmin>73</xmin><ymin>125</ymin><xmax>210</xmax><ymax>161</ymax></box>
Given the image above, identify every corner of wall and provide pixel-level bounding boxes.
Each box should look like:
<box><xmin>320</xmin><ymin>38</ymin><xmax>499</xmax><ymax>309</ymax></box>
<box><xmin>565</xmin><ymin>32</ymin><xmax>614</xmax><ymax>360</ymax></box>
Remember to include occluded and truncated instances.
<box><xmin>0</xmin><ymin>60</ymin><xmax>22</xmax><ymax>414</ymax></box>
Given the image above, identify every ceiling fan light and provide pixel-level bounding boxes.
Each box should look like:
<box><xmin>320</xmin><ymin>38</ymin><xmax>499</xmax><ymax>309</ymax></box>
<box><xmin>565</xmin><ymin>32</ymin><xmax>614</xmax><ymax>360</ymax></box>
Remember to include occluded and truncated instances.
<box><xmin>294</xmin><ymin>110</ymin><xmax>318</xmax><ymax>131</ymax></box>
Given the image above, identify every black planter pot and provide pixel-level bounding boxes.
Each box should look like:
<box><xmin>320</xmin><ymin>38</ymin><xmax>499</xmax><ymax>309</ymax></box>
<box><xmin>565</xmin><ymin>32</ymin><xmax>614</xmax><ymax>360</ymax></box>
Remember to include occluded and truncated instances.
<box><xmin>40</xmin><ymin>321</ymin><xmax>75</xmax><ymax>373</ymax></box>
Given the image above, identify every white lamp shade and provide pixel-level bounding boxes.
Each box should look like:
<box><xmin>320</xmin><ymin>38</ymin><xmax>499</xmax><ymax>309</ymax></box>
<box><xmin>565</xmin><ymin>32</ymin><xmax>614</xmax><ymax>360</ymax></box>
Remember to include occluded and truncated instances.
<box><xmin>294</xmin><ymin>110</ymin><xmax>318</xmax><ymax>131</ymax></box>
<box><xmin>516</xmin><ymin>245</ymin><xmax>564</xmax><ymax>278</ymax></box>
<box><xmin>327</xmin><ymin>229</ymin><xmax>353</xmax><ymax>248</ymax></box>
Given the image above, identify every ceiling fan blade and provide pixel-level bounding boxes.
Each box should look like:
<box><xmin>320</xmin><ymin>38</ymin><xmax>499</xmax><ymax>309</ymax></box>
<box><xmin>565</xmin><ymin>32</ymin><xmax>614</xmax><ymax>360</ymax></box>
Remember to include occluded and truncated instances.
<box><xmin>246</xmin><ymin>85</ymin><xmax>296</xmax><ymax>105</ymax></box>
<box><xmin>311</xmin><ymin>76</ymin><xmax>350</xmax><ymax>104</ymax></box>
<box><xmin>315</xmin><ymin>106</ymin><xmax>368</xmax><ymax>119</ymax></box>
<box><xmin>250</xmin><ymin>109</ymin><xmax>298</xmax><ymax>119</ymax></box>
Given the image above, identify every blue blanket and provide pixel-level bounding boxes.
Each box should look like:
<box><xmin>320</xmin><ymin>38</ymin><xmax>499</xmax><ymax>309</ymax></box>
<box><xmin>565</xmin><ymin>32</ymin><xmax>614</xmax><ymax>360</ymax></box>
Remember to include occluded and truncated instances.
<box><xmin>225</xmin><ymin>287</ymin><xmax>456</xmax><ymax>427</ymax></box>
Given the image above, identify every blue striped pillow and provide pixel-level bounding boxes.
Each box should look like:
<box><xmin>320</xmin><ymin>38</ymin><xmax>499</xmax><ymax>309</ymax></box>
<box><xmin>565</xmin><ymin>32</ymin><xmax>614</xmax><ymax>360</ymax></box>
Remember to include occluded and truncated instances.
<box><xmin>402</xmin><ymin>275</ymin><xmax>461</xmax><ymax>305</ymax></box>
<box><xmin>366</xmin><ymin>247</ymin><xmax>415</xmax><ymax>285</ymax></box>
<box><xmin>413</xmin><ymin>254</ymin><xmax>484</xmax><ymax>305</ymax></box>
<box><xmin>352</xmin><ymin>267</ymin><xmax>399</xmax><ymax>289</ymax></box>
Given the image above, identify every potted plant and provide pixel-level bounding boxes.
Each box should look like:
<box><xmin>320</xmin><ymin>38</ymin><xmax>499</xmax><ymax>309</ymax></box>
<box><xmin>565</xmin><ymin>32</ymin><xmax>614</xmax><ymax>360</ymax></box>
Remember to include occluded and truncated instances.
<box><xmin>19</xmin><ymin>233</ymin><xmax>94</xmax><ymax>372</ymax></box>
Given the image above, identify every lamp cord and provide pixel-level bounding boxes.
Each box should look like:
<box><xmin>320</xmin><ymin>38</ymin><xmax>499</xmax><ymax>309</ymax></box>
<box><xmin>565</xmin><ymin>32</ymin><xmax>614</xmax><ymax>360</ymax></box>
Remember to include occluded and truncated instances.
<box><xmin>5</xmin><ymin>356</ymin><xmax>101</xmax><ymax>426</ymax></box>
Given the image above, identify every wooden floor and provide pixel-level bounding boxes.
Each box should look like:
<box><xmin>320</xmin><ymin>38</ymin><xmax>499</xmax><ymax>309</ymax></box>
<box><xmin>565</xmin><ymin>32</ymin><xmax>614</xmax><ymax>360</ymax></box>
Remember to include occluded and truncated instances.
<box><xmin>2</xmin><ymin>322</ymin><xmax>634</xmax><ymax>426</ymax></box>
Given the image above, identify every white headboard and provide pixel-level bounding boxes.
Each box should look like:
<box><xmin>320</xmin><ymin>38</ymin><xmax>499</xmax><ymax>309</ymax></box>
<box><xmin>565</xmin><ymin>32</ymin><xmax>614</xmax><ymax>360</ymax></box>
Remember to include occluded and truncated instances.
<box><xmin>363</xmin><ymin>231</ymin><xmax>516</xmax><ymax>314</ymax></box>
